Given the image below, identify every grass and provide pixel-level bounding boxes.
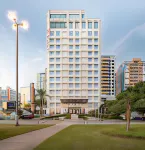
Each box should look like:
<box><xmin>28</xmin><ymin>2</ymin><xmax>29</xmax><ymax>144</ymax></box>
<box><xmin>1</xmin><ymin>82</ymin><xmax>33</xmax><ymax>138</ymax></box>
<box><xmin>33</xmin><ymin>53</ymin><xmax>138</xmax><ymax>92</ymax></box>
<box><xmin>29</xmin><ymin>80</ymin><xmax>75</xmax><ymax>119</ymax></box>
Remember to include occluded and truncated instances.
<box><xmin>0</xmin><ymin>124</ymin><xmax>53</xmax><ymax>140</ymax></box>
<box><xmin>34</xmin><ymin>125</ymin><xmax>145</xmax><ymax>150</ymax></box>
<box><xmin>102</xmin><ymin>124</ymin><xmax>145</xmax><ymax>139</ymax></box>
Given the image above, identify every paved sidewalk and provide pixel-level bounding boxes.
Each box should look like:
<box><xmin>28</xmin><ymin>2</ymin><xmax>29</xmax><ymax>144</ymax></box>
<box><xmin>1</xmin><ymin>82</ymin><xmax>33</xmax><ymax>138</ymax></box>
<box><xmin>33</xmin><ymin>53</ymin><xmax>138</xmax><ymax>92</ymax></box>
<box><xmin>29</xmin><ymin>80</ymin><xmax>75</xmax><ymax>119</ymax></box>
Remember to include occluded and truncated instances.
<box><xmin>0</xmin><ymin>123</ymin><xmax>69</xmax><ymax>150</ymax></box>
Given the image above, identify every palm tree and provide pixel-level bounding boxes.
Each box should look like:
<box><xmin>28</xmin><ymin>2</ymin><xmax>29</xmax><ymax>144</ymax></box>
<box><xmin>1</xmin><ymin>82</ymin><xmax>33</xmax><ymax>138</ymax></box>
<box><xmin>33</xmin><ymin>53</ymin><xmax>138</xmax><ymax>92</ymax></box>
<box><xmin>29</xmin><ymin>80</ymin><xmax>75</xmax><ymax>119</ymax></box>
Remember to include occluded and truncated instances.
<box><xmin>35</xmin><ymin>89</ymin><xmax>50</xmax><ymax>118</ymax></box>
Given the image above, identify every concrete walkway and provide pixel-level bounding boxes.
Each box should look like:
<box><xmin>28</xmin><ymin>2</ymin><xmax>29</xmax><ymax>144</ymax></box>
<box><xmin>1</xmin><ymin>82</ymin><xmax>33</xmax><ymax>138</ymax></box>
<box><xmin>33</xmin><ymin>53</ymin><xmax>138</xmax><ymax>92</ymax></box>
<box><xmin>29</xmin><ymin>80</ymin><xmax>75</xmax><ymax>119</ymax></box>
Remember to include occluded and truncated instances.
<box><xmin>0</xmin><ymin>123</ymin><xmax>69</xmax><ymax>150</ymax></box>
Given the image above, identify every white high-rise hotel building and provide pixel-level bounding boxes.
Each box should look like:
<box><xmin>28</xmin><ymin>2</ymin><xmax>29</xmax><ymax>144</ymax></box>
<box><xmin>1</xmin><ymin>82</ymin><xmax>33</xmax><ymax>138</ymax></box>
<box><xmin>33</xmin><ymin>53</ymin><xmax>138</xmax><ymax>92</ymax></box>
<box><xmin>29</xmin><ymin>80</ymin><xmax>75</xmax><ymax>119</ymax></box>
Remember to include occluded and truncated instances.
<box><xmin>46</xmin><ymin>10</ymin><xmax>101</xmax><ymax>115</ymax></box>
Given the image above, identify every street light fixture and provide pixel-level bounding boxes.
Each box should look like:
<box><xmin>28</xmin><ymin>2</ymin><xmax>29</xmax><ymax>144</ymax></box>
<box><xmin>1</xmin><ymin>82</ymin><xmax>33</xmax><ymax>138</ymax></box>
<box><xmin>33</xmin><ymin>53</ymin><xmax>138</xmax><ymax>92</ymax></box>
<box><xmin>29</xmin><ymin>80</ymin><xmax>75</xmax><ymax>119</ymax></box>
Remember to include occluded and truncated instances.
<box><xmin>7</xmin><ymin>11</ymin><xmax>29</xmax><ymax>126</ymax></box>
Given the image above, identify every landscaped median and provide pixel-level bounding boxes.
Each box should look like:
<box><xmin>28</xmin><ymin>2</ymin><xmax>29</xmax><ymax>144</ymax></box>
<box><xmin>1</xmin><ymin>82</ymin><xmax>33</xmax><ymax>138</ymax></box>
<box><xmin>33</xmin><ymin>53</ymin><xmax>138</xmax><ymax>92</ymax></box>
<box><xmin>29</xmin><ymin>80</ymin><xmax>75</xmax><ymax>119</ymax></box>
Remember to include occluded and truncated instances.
<box><xmin>34</xmin><ymin>125</ymin><xmax>145</xmax><ymax>150</ymax></box>
<box><xmin>0</xmin><ymin>124</ymin><xmax>53</xmax><ymax>140</ymax></box>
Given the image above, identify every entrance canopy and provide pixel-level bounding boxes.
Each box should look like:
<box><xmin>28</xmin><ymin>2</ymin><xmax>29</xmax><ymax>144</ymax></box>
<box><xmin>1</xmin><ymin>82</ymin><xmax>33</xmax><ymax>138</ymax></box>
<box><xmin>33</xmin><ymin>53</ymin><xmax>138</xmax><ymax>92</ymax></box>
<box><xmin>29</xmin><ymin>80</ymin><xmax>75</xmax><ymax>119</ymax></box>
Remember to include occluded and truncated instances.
<box><xmin>60</xmin><ymin>99</ymin><xmax>88</xmax><ymax>104</ymax></box>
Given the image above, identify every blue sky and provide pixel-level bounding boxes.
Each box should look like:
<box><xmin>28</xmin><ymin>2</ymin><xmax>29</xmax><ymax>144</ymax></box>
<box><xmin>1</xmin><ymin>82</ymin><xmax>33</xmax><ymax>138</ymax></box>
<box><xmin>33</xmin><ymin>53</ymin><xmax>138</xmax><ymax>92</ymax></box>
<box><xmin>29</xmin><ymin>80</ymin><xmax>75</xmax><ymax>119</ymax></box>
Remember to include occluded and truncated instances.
<box><xmin>0</xmin><ymin>0</ymin><xmax>145</xmax><ymax>90</ymax></box>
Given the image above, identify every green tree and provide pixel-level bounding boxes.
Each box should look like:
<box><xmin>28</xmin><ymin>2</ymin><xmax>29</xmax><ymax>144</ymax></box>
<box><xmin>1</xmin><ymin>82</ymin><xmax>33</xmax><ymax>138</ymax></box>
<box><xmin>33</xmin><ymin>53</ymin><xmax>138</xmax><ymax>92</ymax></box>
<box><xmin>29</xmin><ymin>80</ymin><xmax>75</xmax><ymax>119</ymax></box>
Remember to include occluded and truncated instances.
<box><xmin>35</xmin><ymin>89</ymin><xmax>50</xmax><ymax>117</ymax></box>
<box><xmin>134</xmin><ymin>99</ymin><xmax>145</xmax><ymax>116</ymax></box>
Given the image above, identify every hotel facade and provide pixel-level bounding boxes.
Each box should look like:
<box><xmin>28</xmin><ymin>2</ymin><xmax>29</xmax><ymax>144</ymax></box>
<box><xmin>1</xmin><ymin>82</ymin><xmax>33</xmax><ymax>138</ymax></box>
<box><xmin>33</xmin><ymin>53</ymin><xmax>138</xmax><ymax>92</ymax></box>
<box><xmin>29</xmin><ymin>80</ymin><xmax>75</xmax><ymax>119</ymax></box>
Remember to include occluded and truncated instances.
<box><xmin>46</xmin><ymin>10</ymin><xmax>101</xmax><ymax>115</ymax></box>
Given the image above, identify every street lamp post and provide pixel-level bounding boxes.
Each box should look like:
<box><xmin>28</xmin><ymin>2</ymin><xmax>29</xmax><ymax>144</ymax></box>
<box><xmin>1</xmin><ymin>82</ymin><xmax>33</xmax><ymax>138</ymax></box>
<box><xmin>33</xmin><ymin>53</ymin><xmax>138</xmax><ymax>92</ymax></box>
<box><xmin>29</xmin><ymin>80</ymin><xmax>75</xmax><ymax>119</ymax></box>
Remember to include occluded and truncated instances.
<box><xmin>7</xmin><ymin>11</ymin><xmax>29</xmax><ymax>126</ymax></box>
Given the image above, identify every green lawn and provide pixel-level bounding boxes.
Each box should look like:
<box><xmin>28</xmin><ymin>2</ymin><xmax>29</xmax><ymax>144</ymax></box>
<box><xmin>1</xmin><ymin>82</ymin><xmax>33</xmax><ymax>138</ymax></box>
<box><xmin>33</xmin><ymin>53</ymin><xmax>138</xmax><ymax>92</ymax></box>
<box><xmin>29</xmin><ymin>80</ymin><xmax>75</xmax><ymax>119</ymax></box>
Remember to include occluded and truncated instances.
<box><xmin>34</xmin><ymin>125</ymin><xmax>145</xmax><ymax>150</ymax></box>
<box><xmin>0</xmin><ymin>124</ymin><xmax>53</xmax><ymax>140</ymax></box>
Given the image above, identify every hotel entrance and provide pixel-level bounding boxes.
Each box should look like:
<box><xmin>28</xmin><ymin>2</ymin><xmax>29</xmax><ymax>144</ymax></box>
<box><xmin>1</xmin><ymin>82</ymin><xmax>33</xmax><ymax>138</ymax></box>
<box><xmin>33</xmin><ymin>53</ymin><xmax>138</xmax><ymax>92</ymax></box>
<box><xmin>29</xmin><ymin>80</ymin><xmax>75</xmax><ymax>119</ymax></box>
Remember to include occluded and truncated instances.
<box><xmin>60</xmin><ymin>99</ymin><xmax>88</xmax><ymax>114</ymax></box>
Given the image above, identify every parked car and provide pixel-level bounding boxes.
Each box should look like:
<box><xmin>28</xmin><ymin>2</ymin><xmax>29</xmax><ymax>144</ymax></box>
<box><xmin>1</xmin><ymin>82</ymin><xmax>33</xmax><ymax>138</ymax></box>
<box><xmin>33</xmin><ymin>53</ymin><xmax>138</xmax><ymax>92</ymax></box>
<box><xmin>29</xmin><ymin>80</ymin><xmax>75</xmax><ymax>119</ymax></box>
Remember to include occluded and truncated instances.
<box><xmin>20</xmin><ymin>113</ymin><xmax>34</xmax><ymax>119</ymax></box>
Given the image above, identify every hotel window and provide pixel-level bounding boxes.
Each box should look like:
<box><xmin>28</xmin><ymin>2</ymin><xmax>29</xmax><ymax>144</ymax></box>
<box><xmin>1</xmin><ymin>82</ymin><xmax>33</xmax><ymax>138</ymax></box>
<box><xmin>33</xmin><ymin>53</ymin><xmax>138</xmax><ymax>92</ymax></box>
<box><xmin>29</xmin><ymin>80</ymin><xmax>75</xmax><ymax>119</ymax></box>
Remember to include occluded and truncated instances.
<box><xmin>69</xmin><ymin>58</ymin><xmax>73</xmax><ymax>62</ymax></box>
<box><xmin>82</xmin><ymin>14</ymin><xmax>85</xmax><ymax>18</ymax></box>
<box><xmin>94</xmin><ymin>90</ymin><xmax>98</xmax><ymax>94</ymax></box>
<box><xmin>50</xmin><ymin>39</ymin><xmax>54</xmax><ymax>43</ymax></box>
<box><xmin>50</xmin><ymin>83</ymin><xmax>54</xmax><ymax>88</ymax></box>
<box><xmin>50</xmin><ymin>77</ymin><xmax>54</xmax><ymax>82</ymax></box>
<box><xmin>94</xmin><ymin>45</ymin><xmax>98</xmax><ymax>50</ymax></box>
<box><xmin>69</xmin><ymin>71</ymin><xmax>73</xmax><ymax>75</ymax></box>
<box><xmin>50</xmin><ymin>71</ymin><xmax>54</xmax><ymax>75</ymax></box>
<box><xmin>75</xmin><ymin>77</ymin><xmax>80</xmax><ymax>82</ymax></box>
<box><xmin>88</xmin><ymin>58</ymin><xmax>92</xmax><ymax>62</ymax></box>
<box><xmin>88</xmin><ymin>39</ymin><xmax>92</xmax><ymax>43</ymax></box>
<box><xmin>49</xmin><ymin>64</ymin><xmax>54</xmax><ymax>69</ymax></box>
<box><xmin>69</xmin><ymin>45</ymin><xmax>73</xmax><ymax>49</ymax></box>
<box><xmin>88</xmin><ymin>64</ymin><xmax>92</xmax><ymax>69</ymax></box>
<box><xmin>50</xmin><ymin>22</ymin><xmax>67</xmax><ymax>28</ymax></box>
<box><xmin>69</xmin><ymin>77</ymin><xmax>73</xmax><ymax>82</ymax></box>
<box><xmin>75</xmin><ymin>22</ymin><xmax>80</xmax><ymax>29</ymax></box>
<box><xmin>94</xmin><ymin>58</ymin><xmax>98</xmax><ymax>62</ymax></box>
<box><xmin>69</xmin><ymin>14</ymin><xmax>79</xmax><ymax>19</ymax></box>
<box><xmin>88</xmin><ymin>77</ymin><xmax>92</xmax><ymax>82</ymax></box>
<box><xmin>88</xmin><ymin>22</ymin><xmax>92</xmax><ymax>29</ymax></box>
<box><xmin>94</xmin><ymin>22</ymin><xmax>98</xmax><ymax>29</ymax></box>
<box><xmin>56</xmin><ymin>77</ymin><xmax>60</xmax><ymax>82</ymax></box>
<box><xmin>69</xmin><ymin>52</ymin><xmax>73</xmax><ymax>56</ymax></box>
<box><xmin>75</xmin><ymin>45</ymin><xmax>79</xmax><ymax>50</ymax></box>
<box><xmin>56</xmin><ymin>84</ymin><xmax>60</xmax><ymax>88</ymax></box>
<box><xmin>56</xmin><ymin>45</ymin><xmax>60</xmax><ymax>49</ymax></box>
<box><xmin>56</xmin><ymin>58</ymin><xmax>60</xmax><ymax>62</ymax></box>
<box><xmin>88</xmin><ymin>31</ymin><xmax>92</xmax><ymax>36</ymax></box>
<box><xmin>75</xmin><ymin>51</ymin><xmax>80</xmax><ymax>56</ymax></box>
<box><xmin>94</xmin><ymin>31</ymin><xmax>98</xmax><ymax>36</ymax></box>
<box><xmin>76</xmin><ymin>90</ymin><xmax>80</xmax><ymax>94</ymax></box>
<box><xmin>50</xmin><ymin>58</ymin><xmax>54</xmax><ymax>62</ymax></box>
<box><xmin>50</xmin><ymin>45</ymin><xmax>54</xmax><ymax>50</ymax></box>
<box><xmin>75</xmin><ymin>71</ymin><xmax>79</xmax><ymax>75</ymax></box>
<box><xmin>76</xmin><ymin>64</ymin><xmax>80</xmax><ymax>69</ymax></box>
<box><xmin>88</xmin><ymin>90</ymin><xmax>92</xmax><ymax>95</ymax></box>
<box><xmin>56</xmin><ymin>31</ymin><xmax>60</xmax><ymax>36</ymax></box>
<box><xmin>94</xmin><ymin>71</ymin><xmax>98</xmax><ymax>75</ymax></box>
<box><xmin>69</xmin><ymin>64</ymin><xmax>73</xmax><ymax>69</ymax></box>
<box><xmin>69</xmin><ymin>83</ymin><xmax>73</xmax><ymax>88</ymax></box>
<box><xmin>69</xmin><ymin>22</ymin><xmax>73</xmax><ymax>29</ymax></box>
<box><xmin>94</xmin><ymin>96</ymin><xmax>98</xmax><ymax>101</ymax></box>
<box><xmin>69</xmin><ymin>31</ymin><xmax>73</xmax><ymax>36</ymax></box>
<box><xmin>56</xmin><ymin>39</ymin><xmax>60</xmax><ymax>43</ymax></box>
<box><xmin>82</xmin><ymin>22</ymin><xmax>86</xmax><ymax>29</ymax></box>
<box><xmin>75</xmin><ymin>31</ymin><xmax>79</xmax><ymax>36</ymax></box>
<box><xmin>75</xmin><ymin>58</ymin><xmax>79</xmax><ymax>62</ymax></box>
<box><xmin>94</xmin><ymin>51</ymin><xmax>98</xmax><ymax>55</ymax></box>
<box><xmin>88</xmin><ymin>52</ymin><xmax>92</xmax><ymax>56</ymax></box>
<box><xmin>94</xmin><ymin>77</ymin><xmax>98</xmax><ymax>82</ymax></box>
<box><xmin>94</xmin><ymin>64</ymin><xmax>98</xmax><ymax>69</ymax></box>
<box><xmin>56</xmin><ymin>64</ymin><xmax>60</xmax><ymax>69</ymax></box>
<box><xmin>75</xmin><ymin>83</ymin><xmax>80</xmax><ymax>88</ymax></box>
<box><xmin>69</xmin><ymin>90</ymin><xmax>73</xmax><ymax>94</ymax></box>
<box><xmin>56</xmin><ymin>71</ymin><xmax>60</xmax><ymax>76</ymax></box>
<box><xmin>75</xmin><ymin>39</ymin><xmax>79</xmax><ymax>43</ymax></box>
<box><xmin>88</xmin><ymin>83</ymin><xmax>92</xmax><ymax>88</ymax></box>
<box><xmin>94</xmin><ymin>38</ymin><xmax>98</xmax><ymax>43</ymax></box>
<box><xmin>69</xmin><ymin>39</ymin><xmax>73</xmax><ymax>43</ymax></box>
<box><xmin>56</xmin><ymin>51</ymin><xmax>60</xmax><ymax>56</ymax></box>
<box><xmin>88</xmin><ymin>71</ymin><xmax>92</xmax><ymax>75</ymax></box>
<box><xmin>88</xmin><ymin>45</ymin><xmax>92</xmax><ymax>49</ymax></box>
<box><xmin>56</xmin><ymin>90</ymin><xmax>60</xmax><ymax>94</ymax></box>
<box><xmin>94</xmin><ymin>83</ymin><xmax>98</xmax><ymax>88</ymax></box>
<box><xmin>50</xmin><ymin>31</ymin><xmax>54</xmax><ymax>36</ymax></box>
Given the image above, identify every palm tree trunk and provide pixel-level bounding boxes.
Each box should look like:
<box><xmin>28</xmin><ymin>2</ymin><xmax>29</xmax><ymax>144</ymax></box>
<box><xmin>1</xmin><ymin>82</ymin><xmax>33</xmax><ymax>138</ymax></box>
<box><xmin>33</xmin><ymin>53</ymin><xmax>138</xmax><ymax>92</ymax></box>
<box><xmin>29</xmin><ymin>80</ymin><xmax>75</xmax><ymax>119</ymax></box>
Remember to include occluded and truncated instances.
<box><xmin>42</xmin><ymin>98</ymin><xmax>44</xmax><ymax>117</ymax></box>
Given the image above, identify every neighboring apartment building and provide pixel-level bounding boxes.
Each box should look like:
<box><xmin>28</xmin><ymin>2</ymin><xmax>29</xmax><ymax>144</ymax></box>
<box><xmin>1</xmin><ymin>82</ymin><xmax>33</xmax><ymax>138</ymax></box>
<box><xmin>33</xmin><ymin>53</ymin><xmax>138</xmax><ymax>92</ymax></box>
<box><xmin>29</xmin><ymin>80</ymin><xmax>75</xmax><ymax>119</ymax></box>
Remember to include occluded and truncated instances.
<box><xmin>46</xmin><ymin>10</ymin><xmax>101</xmax><ymax>115</ymax></box>
<box><xmin>0</xmin><ymin>86</ymin><xmax>21</xmax><ymax>101</ymax></box>
<box><xmin>101</xmin><ymin>55</ymin><xmax>116</xmax><ymax>101</ymax></box>
<box><xmin>116</xmin><ymin>58</ymin><xmax>145</xmax><ymax>95</ymax></box>
<box><xmin>37</xmin><ymin>73</ymin><xmax>46</xmax><ymax>90</ymax></box>
<box><xmin>20</xmin><ymin>83</ymin><xmax>35</xmax><ymax>113</ymax></box>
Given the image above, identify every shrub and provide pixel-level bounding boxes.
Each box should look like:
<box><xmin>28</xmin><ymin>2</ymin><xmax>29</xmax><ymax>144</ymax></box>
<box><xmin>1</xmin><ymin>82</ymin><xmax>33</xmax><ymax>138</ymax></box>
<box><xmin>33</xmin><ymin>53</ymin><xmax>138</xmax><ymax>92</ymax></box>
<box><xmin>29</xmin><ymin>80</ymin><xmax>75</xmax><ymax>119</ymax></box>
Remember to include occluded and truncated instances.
<box><xmin>65</xmin><ymin>114</ymin><xmax>71</xmax><ymax>119</ymax></box>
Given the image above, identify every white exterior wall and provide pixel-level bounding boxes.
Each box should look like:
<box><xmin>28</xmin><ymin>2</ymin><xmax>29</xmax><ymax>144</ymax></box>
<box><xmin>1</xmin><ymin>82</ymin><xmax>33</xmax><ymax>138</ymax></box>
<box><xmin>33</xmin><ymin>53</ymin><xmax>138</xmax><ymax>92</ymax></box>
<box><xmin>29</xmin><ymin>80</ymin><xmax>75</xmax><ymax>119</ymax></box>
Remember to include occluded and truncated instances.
<box><xmin>46</xmin><ymin>10</ymin><xmax>101</xmax><ymax>114</ymax></box>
